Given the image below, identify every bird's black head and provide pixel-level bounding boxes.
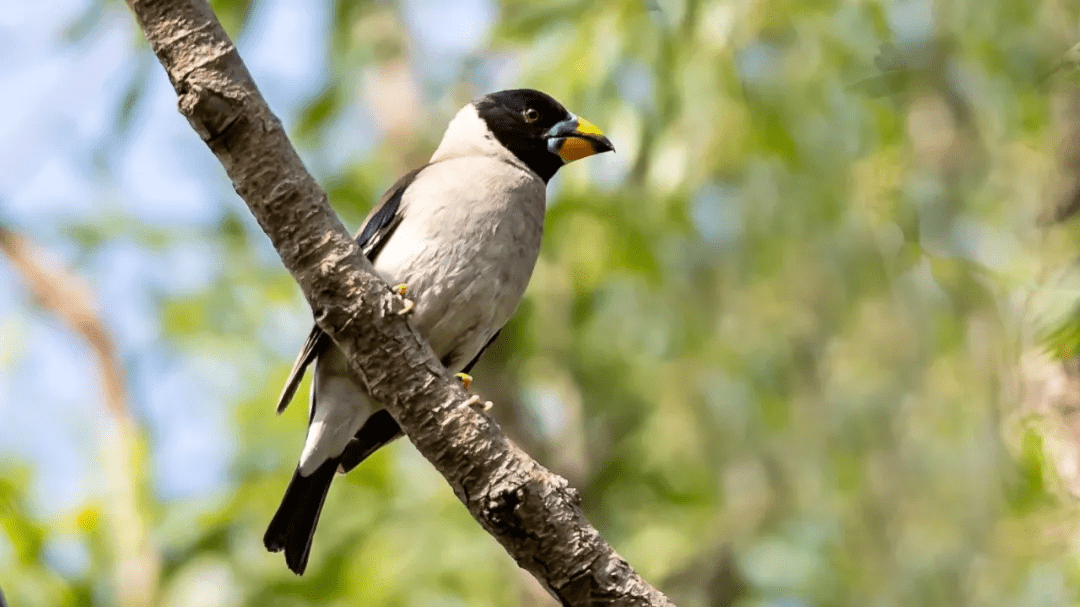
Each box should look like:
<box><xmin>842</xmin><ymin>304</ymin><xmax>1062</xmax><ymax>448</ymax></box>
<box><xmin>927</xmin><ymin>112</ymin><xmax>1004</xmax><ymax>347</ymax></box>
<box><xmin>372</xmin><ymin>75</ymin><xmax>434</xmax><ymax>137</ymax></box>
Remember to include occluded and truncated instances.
<box><xmin>474</xmin><ymin>89</ymin><xmax>614</xmax><ymax>182</ymax></box>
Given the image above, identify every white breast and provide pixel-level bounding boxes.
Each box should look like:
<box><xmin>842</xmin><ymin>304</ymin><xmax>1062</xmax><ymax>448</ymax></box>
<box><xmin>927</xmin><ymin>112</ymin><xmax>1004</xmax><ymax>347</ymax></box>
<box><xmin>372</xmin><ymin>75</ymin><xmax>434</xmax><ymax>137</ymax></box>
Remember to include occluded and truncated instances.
<box><xmin>372</xmin><ymin>155</ymin><xmax>546</xmax><ymax>370</ymax></box>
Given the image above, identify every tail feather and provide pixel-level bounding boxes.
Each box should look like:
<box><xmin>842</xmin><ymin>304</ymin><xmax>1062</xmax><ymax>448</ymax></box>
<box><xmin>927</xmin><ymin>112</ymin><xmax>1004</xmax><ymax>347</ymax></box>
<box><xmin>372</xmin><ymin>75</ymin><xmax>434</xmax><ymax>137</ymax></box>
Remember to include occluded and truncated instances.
<box><xmin>264</xmin><ymin>458</ymin><xmax>338</xmax><ymax>575</ymax></box>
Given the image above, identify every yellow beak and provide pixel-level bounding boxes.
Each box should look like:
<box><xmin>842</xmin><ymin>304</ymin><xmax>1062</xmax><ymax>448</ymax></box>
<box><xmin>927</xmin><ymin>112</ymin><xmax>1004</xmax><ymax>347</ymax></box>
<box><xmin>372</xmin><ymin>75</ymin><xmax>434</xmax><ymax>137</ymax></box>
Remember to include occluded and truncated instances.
<box><xmin>546</xmin><ymin>116</ymin><xmax>615</xmax><ymax>163</ymax></box>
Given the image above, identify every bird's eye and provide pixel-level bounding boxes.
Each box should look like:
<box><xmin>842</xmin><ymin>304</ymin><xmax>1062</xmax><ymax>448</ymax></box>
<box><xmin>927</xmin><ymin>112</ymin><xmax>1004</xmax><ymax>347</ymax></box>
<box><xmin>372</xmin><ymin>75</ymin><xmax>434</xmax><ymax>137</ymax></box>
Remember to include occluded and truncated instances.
<box><xmin>523</xmin><ymin>108</ymin><xmax>540</xmax><ymax>123</ymax></box>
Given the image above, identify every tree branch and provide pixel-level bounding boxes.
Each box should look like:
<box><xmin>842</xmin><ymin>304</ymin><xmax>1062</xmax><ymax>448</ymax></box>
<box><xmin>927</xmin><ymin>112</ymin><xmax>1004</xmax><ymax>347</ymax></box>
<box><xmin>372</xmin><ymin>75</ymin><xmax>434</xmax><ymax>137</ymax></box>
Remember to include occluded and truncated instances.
<box><xmin>123</xmin><ymin>0</ymin><xmax>673</xmax><ymax>603</ymax></box>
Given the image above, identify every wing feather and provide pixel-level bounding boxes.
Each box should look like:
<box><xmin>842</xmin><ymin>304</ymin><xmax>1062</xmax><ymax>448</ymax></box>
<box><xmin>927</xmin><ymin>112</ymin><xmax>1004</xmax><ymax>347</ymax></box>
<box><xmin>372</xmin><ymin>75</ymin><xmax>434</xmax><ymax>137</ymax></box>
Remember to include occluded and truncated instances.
<box><xmin>275</xmin><ymin>164</ymin><xmax>431</xmax><ymax>413</ymax></box>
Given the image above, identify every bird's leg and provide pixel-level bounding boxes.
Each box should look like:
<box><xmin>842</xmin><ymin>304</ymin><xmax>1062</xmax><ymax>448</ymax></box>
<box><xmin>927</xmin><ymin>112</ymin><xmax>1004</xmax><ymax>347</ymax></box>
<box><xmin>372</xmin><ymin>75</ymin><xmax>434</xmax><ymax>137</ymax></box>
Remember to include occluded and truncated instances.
<box><xmin>392</xmin><ymin>283</ymin><xmax>414</xmax><ymax>315</ymax></box>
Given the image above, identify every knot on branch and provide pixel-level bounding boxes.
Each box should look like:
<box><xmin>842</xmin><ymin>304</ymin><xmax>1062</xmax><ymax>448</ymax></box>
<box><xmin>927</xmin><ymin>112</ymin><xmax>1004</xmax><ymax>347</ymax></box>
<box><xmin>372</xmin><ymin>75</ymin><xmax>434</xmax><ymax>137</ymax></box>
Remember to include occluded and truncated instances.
<box><xmin>179</xmin><ymin>84</ymin><xmax>246</xmax><ymax>144</ymax></box>
<box><xmin>556</xmin><ymin>569</ymin><xmax>602</xmax><ymax>606</ymax></box>
<box><xmin>482</xmin><ymin>483</ymin><xmax>526</xmax><ymax>535</ymax></box>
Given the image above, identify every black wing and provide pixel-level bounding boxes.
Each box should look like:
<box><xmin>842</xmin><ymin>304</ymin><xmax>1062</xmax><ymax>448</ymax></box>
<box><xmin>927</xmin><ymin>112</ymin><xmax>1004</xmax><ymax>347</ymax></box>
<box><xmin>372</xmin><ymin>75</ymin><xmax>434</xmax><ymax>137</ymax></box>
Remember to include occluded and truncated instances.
<box><xmin>357</xmin><ymin>166</ymin><xmax>425</xmax><ymax>258</ymax></box>
<box><xmin>275</xmin><ymin>165</ymin><xmax>429</xmax><ymax>413</ymax></box>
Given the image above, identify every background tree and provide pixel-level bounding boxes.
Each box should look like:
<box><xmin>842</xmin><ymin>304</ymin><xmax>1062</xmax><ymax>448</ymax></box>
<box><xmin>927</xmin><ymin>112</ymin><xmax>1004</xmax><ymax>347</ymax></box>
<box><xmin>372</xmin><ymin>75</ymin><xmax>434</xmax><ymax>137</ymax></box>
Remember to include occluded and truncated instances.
<box><xmin>2</xmin><ymin>0</ymin><xmax>1080</xmax><ymax>605</ymax></box>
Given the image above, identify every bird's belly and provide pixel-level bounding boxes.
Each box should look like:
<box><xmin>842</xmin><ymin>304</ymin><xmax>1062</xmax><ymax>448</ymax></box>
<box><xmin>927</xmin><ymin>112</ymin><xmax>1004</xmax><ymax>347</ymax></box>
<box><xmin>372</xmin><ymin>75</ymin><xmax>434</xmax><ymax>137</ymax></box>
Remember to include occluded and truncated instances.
<box><xmin>414</xmin><ymin>271</ymin><xmax>521</xmax><ymax>369</ymax></box>
<box><xmin>373</xmin><ymin>212</ymin><xmax>541</xmax><ymax>370</ymax></box>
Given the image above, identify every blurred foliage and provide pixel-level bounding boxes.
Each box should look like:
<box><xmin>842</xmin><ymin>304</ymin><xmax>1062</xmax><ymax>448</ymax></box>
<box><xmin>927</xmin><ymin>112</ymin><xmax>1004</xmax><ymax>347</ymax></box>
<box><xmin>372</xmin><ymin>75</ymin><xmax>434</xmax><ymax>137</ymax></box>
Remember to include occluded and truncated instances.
<box><xmin>6</xmin><ymin>0</ymin><xmax>1080</xmax><ymax>605</ymax></box>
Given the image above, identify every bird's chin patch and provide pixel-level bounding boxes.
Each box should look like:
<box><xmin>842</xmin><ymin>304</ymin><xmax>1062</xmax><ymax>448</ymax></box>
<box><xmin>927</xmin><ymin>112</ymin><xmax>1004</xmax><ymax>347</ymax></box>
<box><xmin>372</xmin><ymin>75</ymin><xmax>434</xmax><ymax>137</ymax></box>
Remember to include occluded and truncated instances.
<box><xmin>548</xmin><ymin>137</ymin><xmax>600</xmax><ymax>163</ymax></box>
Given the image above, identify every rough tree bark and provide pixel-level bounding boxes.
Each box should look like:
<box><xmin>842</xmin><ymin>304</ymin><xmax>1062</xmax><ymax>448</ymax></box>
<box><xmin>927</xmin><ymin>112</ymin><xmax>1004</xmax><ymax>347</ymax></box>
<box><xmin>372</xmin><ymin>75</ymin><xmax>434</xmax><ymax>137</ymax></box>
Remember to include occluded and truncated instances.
<box><xmin>123</xmin><ymin>0</ymin><xmax>674</xmax><ymax>604</ymax></box>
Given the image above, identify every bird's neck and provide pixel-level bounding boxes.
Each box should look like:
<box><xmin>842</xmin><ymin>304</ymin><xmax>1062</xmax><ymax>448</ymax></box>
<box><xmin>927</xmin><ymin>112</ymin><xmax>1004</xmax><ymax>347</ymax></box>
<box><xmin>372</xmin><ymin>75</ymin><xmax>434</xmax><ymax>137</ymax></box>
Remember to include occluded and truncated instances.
<box><xmin>429</xmin><ymin>106</ymin><xmax>536</xmax><ymax>177</ymax></box>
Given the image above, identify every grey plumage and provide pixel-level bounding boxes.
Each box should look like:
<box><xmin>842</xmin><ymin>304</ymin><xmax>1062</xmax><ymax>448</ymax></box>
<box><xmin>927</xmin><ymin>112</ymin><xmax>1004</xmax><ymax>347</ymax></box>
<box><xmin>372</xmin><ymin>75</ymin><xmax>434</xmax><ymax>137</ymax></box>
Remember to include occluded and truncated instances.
<box><xmin>265</xmin><ymin>90</ymin><xmax>613</xmax><ymax>575</ymax></box>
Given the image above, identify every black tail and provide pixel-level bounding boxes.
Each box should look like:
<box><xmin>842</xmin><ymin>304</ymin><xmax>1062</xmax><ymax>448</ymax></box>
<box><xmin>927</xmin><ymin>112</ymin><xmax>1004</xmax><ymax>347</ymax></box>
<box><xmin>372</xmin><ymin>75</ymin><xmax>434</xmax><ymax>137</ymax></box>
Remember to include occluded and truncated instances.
<box><xmin>264</xmin><ymin>458</ymin><xmax>338</xmax><ymax>575</ymax></box>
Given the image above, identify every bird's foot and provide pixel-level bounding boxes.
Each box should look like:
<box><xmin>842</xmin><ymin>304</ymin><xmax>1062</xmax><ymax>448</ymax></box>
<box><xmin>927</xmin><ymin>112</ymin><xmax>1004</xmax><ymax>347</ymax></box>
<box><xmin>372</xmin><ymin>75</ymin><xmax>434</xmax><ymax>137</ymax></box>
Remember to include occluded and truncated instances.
<box><xmin>456</xmin><ymin>374</ymin><xmax>491</xmax><ymax>410</ymax></box>
<box><xmin>392</xmin><ymin>283</ymin><xmax>414</xmax><ymax>315</ymax></box>
<box><xmin>461</xmin><ymin>394</ymin><xmax>493</xmax><ymax>412</ymax></box>
<box><xmin>454</xmin><ymin>372</ymin><xmax>473</xmax><ymax>392</ymax></box>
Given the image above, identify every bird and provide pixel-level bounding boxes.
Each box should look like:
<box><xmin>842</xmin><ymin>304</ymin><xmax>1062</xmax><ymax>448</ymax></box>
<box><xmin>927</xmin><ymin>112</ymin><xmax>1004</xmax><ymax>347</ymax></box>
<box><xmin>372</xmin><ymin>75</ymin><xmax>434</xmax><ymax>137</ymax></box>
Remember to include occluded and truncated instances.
<box><xmin>264</xmin><ymin>89</ymin><xmax>614</xmax><ymax>575</ymax></box>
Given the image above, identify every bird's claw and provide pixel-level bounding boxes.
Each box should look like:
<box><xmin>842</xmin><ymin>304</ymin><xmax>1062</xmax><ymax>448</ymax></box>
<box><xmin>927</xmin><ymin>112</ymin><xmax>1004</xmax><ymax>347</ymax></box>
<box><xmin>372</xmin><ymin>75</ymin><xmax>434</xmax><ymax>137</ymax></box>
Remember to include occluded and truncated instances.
<box><xmin>392</xmin><ymin>283</ymin><xmax>415</xmax><ymax>315</ymax></box>
<box><xmin>461</xmin><ymin>394</ymin><xmax>493</xmax><ymax>412</ymax></box>
<box><xmin>456</xmin><ymin>373</ymin><xmax>491</xmax><ymax>411</ymax></box>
